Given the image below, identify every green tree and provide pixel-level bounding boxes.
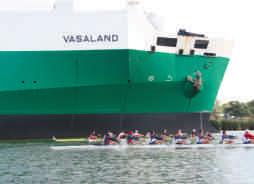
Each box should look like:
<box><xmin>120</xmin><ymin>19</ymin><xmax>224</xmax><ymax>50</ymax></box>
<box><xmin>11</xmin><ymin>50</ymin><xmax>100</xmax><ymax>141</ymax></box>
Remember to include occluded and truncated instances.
<box><xmin>247</xmin><ymin>100</ymin><xmax>254</xmax><ymax>116</ymax></box>
<box><xmin>223</xmin><ymin>101</ymin><xmax>250</xmax><ymax>118</ymax></box>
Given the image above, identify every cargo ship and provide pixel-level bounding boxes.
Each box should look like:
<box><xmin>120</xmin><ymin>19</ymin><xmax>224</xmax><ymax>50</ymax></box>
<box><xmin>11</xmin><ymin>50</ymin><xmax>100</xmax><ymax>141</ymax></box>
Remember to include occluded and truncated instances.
<box><xmin>0</xmin><ymin>0</ymin><xmax>232</xmax><ymax>139</ymax></box>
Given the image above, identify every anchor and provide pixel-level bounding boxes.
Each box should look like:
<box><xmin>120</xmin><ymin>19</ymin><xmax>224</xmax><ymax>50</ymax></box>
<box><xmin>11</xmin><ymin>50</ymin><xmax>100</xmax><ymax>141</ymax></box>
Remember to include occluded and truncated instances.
<box><xmin>186</xmin><ymin>71</ymin><xmax>203</xmax><ymax>92</ymax></box>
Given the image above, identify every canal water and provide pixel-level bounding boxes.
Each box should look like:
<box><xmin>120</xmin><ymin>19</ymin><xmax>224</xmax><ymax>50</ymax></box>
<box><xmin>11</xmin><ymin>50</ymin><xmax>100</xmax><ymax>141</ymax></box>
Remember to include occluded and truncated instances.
<box><xmin>0</xmin><ymin>140</ymin><xmax>254</xmax><ymax>184</ymax></box>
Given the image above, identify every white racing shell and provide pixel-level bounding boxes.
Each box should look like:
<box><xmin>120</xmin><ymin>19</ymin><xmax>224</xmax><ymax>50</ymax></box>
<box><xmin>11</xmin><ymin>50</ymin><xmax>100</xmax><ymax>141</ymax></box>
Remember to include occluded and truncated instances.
<box><xmin>51</xmin><ymin>144</ymin><xmax>254</xmax><ymax>151</ymax></box>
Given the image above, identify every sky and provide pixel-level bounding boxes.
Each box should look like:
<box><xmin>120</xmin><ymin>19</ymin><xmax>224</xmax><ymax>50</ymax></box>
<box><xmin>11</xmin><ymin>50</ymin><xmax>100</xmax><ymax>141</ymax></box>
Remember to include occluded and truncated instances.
<box><xmin>0</xmin><ymin>0</ymin><xmax>253</xmax><ymax>102</ymax></box>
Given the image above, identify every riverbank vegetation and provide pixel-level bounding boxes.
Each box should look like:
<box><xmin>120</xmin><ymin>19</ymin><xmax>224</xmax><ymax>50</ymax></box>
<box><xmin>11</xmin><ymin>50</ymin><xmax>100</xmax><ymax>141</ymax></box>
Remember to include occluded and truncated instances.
<box><xmin>210</xmin><ymin>100</ymin><xmax>254</xmax><ymax>130</ymax></box>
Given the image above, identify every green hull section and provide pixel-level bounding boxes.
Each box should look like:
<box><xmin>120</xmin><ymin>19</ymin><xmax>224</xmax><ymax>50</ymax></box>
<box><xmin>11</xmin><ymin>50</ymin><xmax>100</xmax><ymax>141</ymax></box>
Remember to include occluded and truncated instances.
<box><xmin>0</xmin><ymin>49</ymin><xmax>229</xmax><ymax>114</ymax></box>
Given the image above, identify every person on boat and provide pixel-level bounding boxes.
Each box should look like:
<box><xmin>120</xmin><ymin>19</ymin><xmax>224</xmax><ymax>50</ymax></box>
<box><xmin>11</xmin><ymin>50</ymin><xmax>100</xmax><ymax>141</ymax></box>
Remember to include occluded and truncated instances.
<box><xmin>162</xmin><ymin>129</ymin><xmax>169</xmax><ymax>136</ymax></box>
<box><xmin>127</xmin><ymin>131</ymin><xmax>135</xmax><ymax>144</ymax></box>
<box><xmin>103</xmin><ymin>131</ymin><xmax>118</xmax><ymax>145</ymax></box>
<box><xmin>118</xmin><ymin>131</ymin><xmax>127</xmax><ymax>139</ymax></box>
<box><xmin>117</xmin><ymin>131</ymin><xmax>128</xmax><ymax>144</ymax></box>
<box><xmin>243</xmin><ymin>130</ymin><xmax>254</xmax><ymax>144</ymax></box>
<box><xmin>244</xmin><ymin>129</ymin><xmax>254</xmax><ymax>139</ymax></box>
<box><xmin>160</xmin><ymin>129</ymin><xmax>170</xmax><ymax>142</ymax></box>
<box><xmin>191</xmin><ymin>129</ymin><xmax>196</xmax><ymax>137</ymax></box>
<box><xmin>52</xmin><ymin>136</ymin><xmax>57</xmax><ymax>141</ymax></box>
<box><xmin>190</xmin><ymin>129</ymin><xmax>197</xmax><ymax>144</ymax></box>
<box><xmin>111</xmin><ymin>131</ymin><xmax>119</xmax><ymax>143</ymax></box>
<box><xmin>175</xmin><ymin>129</ymin><xmax>183</xmax><ymax>137</ymax></box>
<box><xmin>133</xmin><ymin>130</ymin><xmax>144</xmax><ymax>142</ymax></box>
<box><xmin>88</xmin><ymin>130</ymin><xmax>98</xmax><ymax>143</ymax></box>
<box><xmin>220</xmin><ymin>130</ymin><xmax>236</xmax><ymax>144</ymax></box>
<box><xmin>147</xmin><ymin>131</ymin><xmax>163</xmax><ymax>145</ymax></box>
<box><xmin>133</xmin><ymin>130</ymin><xmax>144</xmax><ymax>137</ymax></box>
<box><xmin>174</xmin><ymin>129</ymin><xmax>187</xmax><ymax>144</ymax></box>
<box><xmin>205</xmin><ymin>132</ymin><xmax>214</xmax><ymax>141</ymax></box>
<box><xmin>103</xmin><ymin>132</ymin><xmax>111</xmax><ymax>145</ymax></box>
<box><xmin>196</xmin><ymin>129</ymin><xmax>210</xmax><ymax>144</ymax></box>
<box><xmin>126</xmin><ymin>130</ymin><xmax>143</xmax><ymax>144</ymax></box>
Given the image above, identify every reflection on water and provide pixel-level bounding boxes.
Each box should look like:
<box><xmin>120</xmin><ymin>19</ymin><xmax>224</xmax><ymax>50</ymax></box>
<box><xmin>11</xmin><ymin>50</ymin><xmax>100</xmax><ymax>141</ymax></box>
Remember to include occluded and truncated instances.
<box><xmin>0</xmin><ymin>141</ymin><xmax>254</xmax><ymax>184</ymax></box>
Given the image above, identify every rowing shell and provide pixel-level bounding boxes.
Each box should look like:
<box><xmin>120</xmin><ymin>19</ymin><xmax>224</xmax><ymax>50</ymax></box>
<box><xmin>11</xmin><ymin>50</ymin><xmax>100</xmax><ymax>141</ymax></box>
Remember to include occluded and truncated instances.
<box><xmin>52</xmin><ymin>138</ymin><xmax>87</xmax><ymax>142</ymax></box>
<box><xmin>52</xmin><ymin>137</ymin><xmax>103</xmax><ymax>143</ymax></box>
<box><xmin>50</xmin><ymin>144</ymin><xmax>254</xmax><ymax>151</ymax></box>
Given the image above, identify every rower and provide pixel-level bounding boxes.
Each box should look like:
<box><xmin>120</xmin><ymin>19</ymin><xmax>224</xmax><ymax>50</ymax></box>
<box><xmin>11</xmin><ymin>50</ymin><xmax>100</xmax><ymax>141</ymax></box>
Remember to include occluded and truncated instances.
<box><xmin>174</xmin><ymin>129</ymin><xmax>187</xmax><ymax>144</ymax></box>
<box><xmin>103</xmin><ymin>131</ymin><xmax>118</xmax><ymax>145</ymax></box>
<box><xmin>175</xmin><ymin>129</ymin><xmax>183</xmax><ymax>137</ymax></box>
<box><xmin>196</xmin><ymin>129</ymin><xmax>210</xmax><ymax>144</ymax></box>
<box><xmin>160</xmin><ymin>129</ymin><xmax>169</xmax><ymax>142</ymax></box>
<box><xmin>191</xmin><ymin>129</ymin><xmax>196</xmax><ymax>137</ymax></box>
<box><xmin>133</xmin><ymin>130</ymin><xmax>144</xmax><ymax>141</ymax></box>
<box><xmin>220</xmin><ymin>130</ymin><xmax>236</xmax><ymax>144</ymax></box>
<box><xmin>118</xmin><ymin>131</ymin><xmax>128</xmax><ymax>145</ymax></box>
<box><xmin>206</xmin><ymin>132</ymin><xmax>214</xmax><ymax>141</ymax></box>
<box><xmin>103</xmin><ymin>132</ymin><xmax>111</xmax><ymax>145</ymax></box>
<box><xmin>127</xmin><ymin>131</ymin><xmax>135</xmax><ymax>144</ymax></box>
<box><xmin>147</xmin><ymin>131</ymin><xmax>162</xmax><ymax>145</ymax></box>
<box><xmin>243</xmin><ymin>130</ymin><xmax>254</xmax><ymax>144</ymax></box>
<box><xmin>162</xmin><ymin>129</ymin><xmax>169</xmax><ymax>136</ymax></box>
<box><xmin>190</xmin><ymin>129</ymin><xmax>197</xmax><ymax>144</ymax></box>
<box><xmin>118</xmin><ymin>131</ymin><xmax>127</xmax><ymax>139</ymax></box>
<box><xmin>110</xmin><ymin>131</ymin><xmax>119</xmax><ymax>144</ymax></box>
<box><xmin>244</xmin><ymin>129</ymin><xmax>254</xmax><ymax>139</ymax></box>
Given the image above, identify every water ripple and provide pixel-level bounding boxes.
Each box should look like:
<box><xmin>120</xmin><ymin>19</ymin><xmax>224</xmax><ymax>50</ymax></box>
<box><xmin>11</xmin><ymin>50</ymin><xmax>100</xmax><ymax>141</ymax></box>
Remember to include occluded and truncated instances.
<box><xmin>0</xmin><ymin>143</ymin><xmax>254</xmax><ymax>184</ymax></box>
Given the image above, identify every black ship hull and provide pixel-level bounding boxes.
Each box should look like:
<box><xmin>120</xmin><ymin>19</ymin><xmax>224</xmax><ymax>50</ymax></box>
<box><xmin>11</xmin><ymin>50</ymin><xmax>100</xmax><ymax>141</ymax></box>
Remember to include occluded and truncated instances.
<box><xmin>0</xmin><ymin>113</ymin><xmax>215</xmax><ymax>139</ymax></box>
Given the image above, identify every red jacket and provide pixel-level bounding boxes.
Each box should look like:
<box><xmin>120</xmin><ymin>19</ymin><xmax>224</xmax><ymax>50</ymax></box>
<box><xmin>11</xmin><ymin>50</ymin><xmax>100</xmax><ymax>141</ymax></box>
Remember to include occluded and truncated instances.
<box><xmin>244</xmin><ymin>132</ymin><xmax>254</xmax><ymax>139</ymax></box>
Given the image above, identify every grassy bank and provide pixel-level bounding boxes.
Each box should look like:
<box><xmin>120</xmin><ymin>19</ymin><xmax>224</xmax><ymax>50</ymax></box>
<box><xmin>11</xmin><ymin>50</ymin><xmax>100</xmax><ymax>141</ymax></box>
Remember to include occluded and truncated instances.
<box><xmin>211</xmin><ymin>120</ymin><xmax>254</xmax><ymax>130</ymax></box>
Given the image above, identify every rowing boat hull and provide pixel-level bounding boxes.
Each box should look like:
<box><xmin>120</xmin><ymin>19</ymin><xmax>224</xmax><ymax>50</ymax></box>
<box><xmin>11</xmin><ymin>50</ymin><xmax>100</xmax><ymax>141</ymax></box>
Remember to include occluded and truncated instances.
<box><xmin>53</xmin><ymin>138</ymin><xmax>86</xmax><ymax>142</ymax></box>
<box><xmin>50</xmin><ymin>144</ymin><xmax>254</xmax><ymax>151</ymax></box>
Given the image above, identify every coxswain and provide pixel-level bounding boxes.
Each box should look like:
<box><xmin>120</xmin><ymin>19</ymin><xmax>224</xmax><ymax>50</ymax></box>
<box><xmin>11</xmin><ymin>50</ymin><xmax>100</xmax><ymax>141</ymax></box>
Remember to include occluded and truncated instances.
<box><xmin>52</xmin><ymin>136</ymin><xmax>57</xmax><ymax>141</ymax></box>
